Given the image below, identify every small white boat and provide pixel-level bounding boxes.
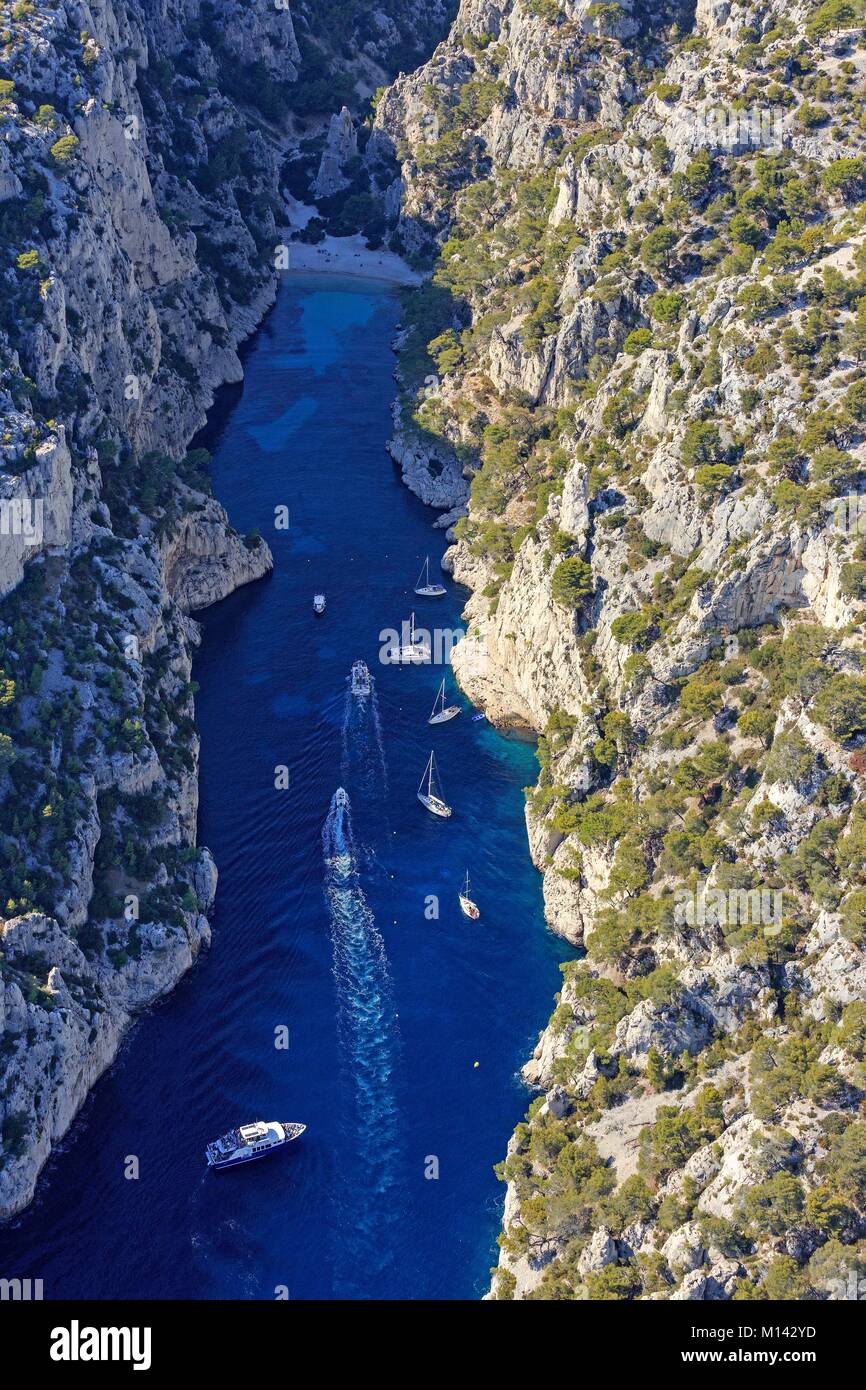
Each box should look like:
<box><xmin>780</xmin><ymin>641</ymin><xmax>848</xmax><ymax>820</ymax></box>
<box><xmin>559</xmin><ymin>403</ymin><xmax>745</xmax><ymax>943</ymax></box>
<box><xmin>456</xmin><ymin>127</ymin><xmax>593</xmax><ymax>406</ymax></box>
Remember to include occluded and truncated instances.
<box><xmin>418</xmin><ymin>750</ymin><xmax>451</xmax><ymax>818</ymax></box>
<box><xmin>313</xmin><ymin>594</ymin><xmax>326</xmax><ymax>615</ymax></box>
<box><xmin>205</xmin><ymin>1120</ymin><xmax>306</xmax><ymax>1171</ymax></box>
<box><xmin>428</xmin><ymin>678</ymin><xmax>460</xmax><ymax>726</ymax></box>
<box><xmin>414</xmin><ymin>556</ymin><xmax>446</xmax><ymax>599</ymax></box>
<box><xmin>351</xmin><ymin>660</ymin><xmax>372</xmax><ymax>697</ymax></box>
<box><xmin>459</xmin><ymin>871</ymin><xmax>480</xmax><ymax>920</ymax></box>
<box><xmin>398</xmin><ymin>612</ymin><xmax>431</xmax><ymax>663</ymax></box>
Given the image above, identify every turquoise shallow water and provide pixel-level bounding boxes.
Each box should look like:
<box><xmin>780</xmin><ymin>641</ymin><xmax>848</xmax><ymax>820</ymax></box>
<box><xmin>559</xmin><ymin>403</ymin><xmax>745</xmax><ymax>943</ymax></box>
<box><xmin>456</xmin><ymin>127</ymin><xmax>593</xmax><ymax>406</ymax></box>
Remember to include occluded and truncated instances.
<box><xmin>0</xmin><ymin>275</ymin><xmax>571</xmax><ymax>1299</ymax></box>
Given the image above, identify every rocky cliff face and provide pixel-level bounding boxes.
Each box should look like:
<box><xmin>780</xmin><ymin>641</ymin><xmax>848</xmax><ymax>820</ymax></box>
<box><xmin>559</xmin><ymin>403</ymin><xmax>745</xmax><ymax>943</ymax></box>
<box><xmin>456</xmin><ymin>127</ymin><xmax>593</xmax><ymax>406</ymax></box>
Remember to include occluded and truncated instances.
<box><xmin>0</xmin><ymin>0</ymin><xmax>454</xmax><ymax>1220</ymax></box>
<box><xmin>0</xmin><ymin>0</ymin><xmax>293</xmax><ymax>1218</ymax></box>
<box><xmin>374</xmin><ymin>0</ymin><xmax>866</xmax><ymax>1299</ymax></box>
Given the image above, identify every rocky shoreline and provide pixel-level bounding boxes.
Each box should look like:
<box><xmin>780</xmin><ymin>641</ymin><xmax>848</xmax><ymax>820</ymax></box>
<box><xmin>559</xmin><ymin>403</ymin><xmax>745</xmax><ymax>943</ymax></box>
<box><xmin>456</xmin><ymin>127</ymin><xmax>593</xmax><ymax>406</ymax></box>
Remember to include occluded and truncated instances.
<box><xmin>0</xmin><ymin>1</ymin><xmax>287</xmax><ymax>1217</ymax></box>
<box><xmin>368</xmin><ymin>0</ymin><xmax>866</xmax><ymax>1300</ymax></box>
<box><xmin>5</xmin><ymin>0</ymin><xmax>866</xmax><ymax>1304</ymax></box>
<box><xmin>0</xmin><ymin>0</ymin><xmax>444</xmax><ymax>1221</ymax></box>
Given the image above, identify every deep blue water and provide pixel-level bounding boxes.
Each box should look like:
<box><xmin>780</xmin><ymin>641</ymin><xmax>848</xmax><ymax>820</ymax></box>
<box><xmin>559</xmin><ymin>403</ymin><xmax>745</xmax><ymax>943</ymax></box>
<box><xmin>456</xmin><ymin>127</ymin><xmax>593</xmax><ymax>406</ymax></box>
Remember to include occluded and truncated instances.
<box><xmin>0</xmin><ymin>276</ymin><xmax>569</xmax><ymax>1299</ymax></box>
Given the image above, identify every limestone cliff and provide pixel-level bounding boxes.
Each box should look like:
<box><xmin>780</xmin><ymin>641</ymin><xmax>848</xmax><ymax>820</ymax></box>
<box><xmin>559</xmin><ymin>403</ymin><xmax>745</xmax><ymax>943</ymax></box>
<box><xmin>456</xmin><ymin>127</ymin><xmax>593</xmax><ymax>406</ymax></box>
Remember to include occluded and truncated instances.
<box><xmin>0</xmin><ymin>0</ymin><xmax>450</xmax><ymax>1219</ymax></box>
<box><xmin>0</xmin><ymin>0</ymin><xmax>290</xmax><ymax>1219</ymax></box>
<box><xmin>375</xmin><ymin>0</ymin><xmax>866</xmax><ymax>1300</ymax></box>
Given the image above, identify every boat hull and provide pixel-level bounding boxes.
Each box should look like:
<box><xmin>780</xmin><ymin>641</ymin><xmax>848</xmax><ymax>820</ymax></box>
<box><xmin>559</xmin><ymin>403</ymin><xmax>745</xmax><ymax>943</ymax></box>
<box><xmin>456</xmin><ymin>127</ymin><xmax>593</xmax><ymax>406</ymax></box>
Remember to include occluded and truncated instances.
<box><xmin>208</xmin><ymin>1145</ymin><xmax>291</xmax><ymax>1171</ymax></box>
<box><xmin>206</xmin><ymin>1122</ymin><xmax>305</xmax><ymax>1170</ymax></box>
<box><xmin>459</xmin><ymin>896</ymin><xmax>480</xmax><ymax>920</ymax></box>
<box><xmin>418</xmin><ymin>793</ymin><xmax>451</xmax><ymax>818</ymax></box>
<box><xmin>350</xmin><ymin>662</ymin><xmax>371</xmax><ymax>697</ymax></box>
<box><xmin>429</xmin><ymin>707</ymin><xmax>460</xmax><ymax>725</ymax></box>
<box><xmin>414</xmin><ymin>586</ymin><xmax>446</xmax><ymax>598</ymax></box>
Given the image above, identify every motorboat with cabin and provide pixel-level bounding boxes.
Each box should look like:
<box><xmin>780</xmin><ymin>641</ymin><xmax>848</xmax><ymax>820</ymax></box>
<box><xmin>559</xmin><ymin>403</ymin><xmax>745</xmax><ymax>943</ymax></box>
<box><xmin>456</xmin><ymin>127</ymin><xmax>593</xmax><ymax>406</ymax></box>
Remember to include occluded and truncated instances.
<box><xmin>205</xmin><ymin>1120</ymin><xmax>306</xmax><ymax>1171</ymax></box>
<box><xmin>351</xmin><ymin>660</ymin><xmax>372</xmax><ymax>697</ymax></box>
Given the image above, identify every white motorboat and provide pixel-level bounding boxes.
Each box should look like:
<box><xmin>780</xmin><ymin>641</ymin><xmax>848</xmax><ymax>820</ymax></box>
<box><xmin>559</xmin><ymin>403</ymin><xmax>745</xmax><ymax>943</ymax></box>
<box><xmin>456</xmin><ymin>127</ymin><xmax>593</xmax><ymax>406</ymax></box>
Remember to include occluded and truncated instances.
<box><xmin>313</xmin><ymin>594</ymin><xmax>326</xmax><ymax>615</ymax></box>
<box><xmin>205</xmin><ymin>1120</ymin><xmax>306</xmax><ymax>1171</ymax></box>
<box><xmin>351</xmin><ymin>660</ymin><xmax>372</xmax><ymax>697</ymax></box>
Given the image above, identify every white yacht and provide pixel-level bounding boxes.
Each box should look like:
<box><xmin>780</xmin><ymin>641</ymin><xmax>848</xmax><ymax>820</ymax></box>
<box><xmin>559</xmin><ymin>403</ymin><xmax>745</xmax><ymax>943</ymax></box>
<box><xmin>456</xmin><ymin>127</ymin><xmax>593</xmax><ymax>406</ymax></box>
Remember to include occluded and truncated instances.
<box><xmin>313</xmin><ymin>594</ymin><xmax>326</xmax><ymax>615</ymax></box>
<box><xmin>418</xmin><ymin>751</ymin><xmax>452</xmax><ymax>818</ymax></box>
<box><xmin>205</xmin><ymin>1120</ymin><xmax>306</xmax><ymax>1171</ymax></box>
<box><xmin>414</xmin><ymin>556</ymin><xmax>447</xmax><ymax>599</ymax></box>
<box><xmin>428</xmin><ymin>678</ymin><xmax>460</xmax><ymax>725</ymax></box>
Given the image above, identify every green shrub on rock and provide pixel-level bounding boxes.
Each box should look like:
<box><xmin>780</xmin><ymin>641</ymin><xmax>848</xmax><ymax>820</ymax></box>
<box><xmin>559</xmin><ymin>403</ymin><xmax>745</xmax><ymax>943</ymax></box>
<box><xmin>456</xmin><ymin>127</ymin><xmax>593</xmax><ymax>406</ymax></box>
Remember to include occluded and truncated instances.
<box><xmin>551</xmin><ymin>556</ymin><xmax>593</xmax><ymax>609</ymax></box>
<box><xmin>812</xmin><ymin>675</ymin><xmax>866</xmax><ymax>742</ymax></box>
<box><xmin>49</xmin><ymin>134</ymin><xmax>80</xmax><ymax>167</ymax></box>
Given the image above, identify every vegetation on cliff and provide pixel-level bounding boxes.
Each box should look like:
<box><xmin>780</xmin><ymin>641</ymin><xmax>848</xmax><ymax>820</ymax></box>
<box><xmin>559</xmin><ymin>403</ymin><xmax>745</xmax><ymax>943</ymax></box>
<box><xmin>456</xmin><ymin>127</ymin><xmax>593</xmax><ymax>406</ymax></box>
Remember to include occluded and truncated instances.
<box><xmin>374</xmin><ymin>0</ymin><xmax>866</xmax><ymax>1299</ymax></box>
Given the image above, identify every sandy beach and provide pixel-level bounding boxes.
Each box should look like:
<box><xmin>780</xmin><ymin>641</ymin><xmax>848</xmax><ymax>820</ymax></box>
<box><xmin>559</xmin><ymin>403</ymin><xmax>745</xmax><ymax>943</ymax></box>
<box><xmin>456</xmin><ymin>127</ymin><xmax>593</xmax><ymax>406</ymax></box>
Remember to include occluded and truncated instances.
<box><xmin>282</xmin><ymin>196</ymin><xmax>423</xmax><ymax>286</ymax></box>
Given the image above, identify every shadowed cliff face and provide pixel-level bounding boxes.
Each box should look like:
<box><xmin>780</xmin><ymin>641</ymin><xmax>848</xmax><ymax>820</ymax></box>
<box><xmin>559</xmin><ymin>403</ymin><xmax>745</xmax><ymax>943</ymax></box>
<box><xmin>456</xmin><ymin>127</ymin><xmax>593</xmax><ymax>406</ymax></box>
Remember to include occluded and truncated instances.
<box><xmin>0</xmin><ymin>0</ymin><xmax>450</xmax><ymax>1219</ymax></box>
<box><xmin>0</xmin><ymin>0</ymin><xmax>290</xmax><ymax>1220</ymax></box>
<box><xmin>368</xmin><ymin>0</ymin><xmax>866</xmax><ymax>1300</ymax></box>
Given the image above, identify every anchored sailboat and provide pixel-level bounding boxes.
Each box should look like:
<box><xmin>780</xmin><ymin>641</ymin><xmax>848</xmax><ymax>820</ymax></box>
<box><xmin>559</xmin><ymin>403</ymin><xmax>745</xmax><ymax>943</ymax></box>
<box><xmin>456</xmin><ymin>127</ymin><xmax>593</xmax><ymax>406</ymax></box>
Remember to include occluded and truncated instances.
<box><xmin>417</xmin><ymin>751</ymin><xmax>452</xmax><ymax>818</ymax></box>
<box><xmin>459</xmin><ymin>871</ymin><xmax>480</xmax><ymax>920</ymax></box>
<box><xmin>414</xmin><ymin>556</ymin><xmax>446</xmax><ymax>598</ymax></box>
<box><xmin>397</xmin><ymin>612</ymin><xmax>431</xmax><ymax>663</ymax></box>
<box><xmin>428</xmin><ymin>678</ymin><xmax>460</xmax><ymax>726</ymax></box>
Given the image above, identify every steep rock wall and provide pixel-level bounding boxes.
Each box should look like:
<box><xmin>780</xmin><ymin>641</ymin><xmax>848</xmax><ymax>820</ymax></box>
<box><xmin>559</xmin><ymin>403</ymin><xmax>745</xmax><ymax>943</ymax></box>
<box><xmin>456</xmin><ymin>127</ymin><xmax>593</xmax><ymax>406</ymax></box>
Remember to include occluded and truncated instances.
<box><xmin>375</xmin><ymin>0</ymin><xmax>866</xmax><ymax>1300</ymax></box>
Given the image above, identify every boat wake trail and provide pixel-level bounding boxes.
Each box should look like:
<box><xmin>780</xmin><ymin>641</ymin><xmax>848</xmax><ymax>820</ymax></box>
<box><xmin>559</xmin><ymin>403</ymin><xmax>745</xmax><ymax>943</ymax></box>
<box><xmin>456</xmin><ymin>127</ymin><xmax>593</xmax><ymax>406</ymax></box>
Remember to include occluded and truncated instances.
<box><xmin>322</xmin><ymin>788</ymin><xmax>402</xmax><ymax>1292</ymax></box>
<box><xmin>340</xmin><ymin>670</ymin><xmax>389</xmax><ymax>799</ymax></box>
